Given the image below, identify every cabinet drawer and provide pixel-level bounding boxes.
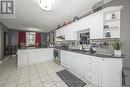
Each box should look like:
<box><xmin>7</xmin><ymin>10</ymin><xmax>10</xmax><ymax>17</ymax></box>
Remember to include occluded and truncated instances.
<box><xmin>88</xmin><ymin>65</ymin><xmax>99</xmax><ymax>73</ymax></box>
<box><xmin>87</xmin><ymin>71</ymin><xmax>99</xmax><ymax>86</ymax></box>
<box><xmin>87</xmin><ymin>57</ymin><xmax>99</xmax><ymax>73</ymax></box>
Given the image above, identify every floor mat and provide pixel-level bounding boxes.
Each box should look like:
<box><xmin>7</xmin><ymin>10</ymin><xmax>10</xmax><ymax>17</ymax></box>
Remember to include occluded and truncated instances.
<box><xmin>56</xmin><ymin>70</ymin><xmax>86</xmax><ymax>87</ymax></box>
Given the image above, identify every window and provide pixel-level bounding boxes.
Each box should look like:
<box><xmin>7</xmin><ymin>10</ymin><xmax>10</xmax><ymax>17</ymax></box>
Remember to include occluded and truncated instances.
<box><xmin>26</xmin><ymin>32</ymin><xmax>36</xmax><ymax>46</ymax></box>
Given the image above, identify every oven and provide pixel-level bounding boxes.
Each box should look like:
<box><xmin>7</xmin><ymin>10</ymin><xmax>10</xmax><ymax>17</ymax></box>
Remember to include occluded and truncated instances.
<box><xmin>53</xmin><ymin>48</ymin><xmax>60</xmax><ymax>65</ymax></box>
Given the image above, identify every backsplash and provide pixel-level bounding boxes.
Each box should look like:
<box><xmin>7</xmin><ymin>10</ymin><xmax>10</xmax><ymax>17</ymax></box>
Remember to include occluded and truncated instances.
<box><xmin>56</xmin><ymin>38</ymin><xmax>120</xmax><ymax>55</ymax></box>
<box><xmin>90</xmin><ymin>38</ymin><xmax>120</xmax><ymax>55</ymax></box>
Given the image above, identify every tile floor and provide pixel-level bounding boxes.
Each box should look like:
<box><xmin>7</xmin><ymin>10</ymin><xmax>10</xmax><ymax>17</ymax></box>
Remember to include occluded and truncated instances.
<box><xmin>0</xmin><ymin>57</ymin><xmax>94</xmax><ymax>87</ymax></box>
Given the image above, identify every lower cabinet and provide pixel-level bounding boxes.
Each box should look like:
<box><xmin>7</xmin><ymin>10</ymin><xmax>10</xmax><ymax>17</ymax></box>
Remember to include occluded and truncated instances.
<box><xmin>99</xmin><ymin>58</ymin><xmax>122</xmax><ymax>87</ymax></box>
<box><xmin>17</xmin><ymin>48</ymin><xmax>54</xmax><ymax>67</ymax></box>
<box><xmin>60</xmin><ymin>50</ymin><xmax>123</xmax><ymax>87</ymax></box>
<box><xmin>87</xmin><ymin>71</ymin><xmax>99</xmax><ymax>86</ymax></box>
<box><xmin>17</xmin><ymin>50</ymin><xmax>29</xmax><ymax>67</ymax></box>
<box><xmin>74</xmin><ymin>54</ymin><xmax>85</xmax><ymax>78</ymax></box>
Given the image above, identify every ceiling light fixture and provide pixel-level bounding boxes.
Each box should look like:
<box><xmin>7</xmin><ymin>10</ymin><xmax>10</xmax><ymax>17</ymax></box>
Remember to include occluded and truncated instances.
<box><xmin>39</xmin><ymin>0</ymin><xmax>54</xmax><ymax>11</ymax></box>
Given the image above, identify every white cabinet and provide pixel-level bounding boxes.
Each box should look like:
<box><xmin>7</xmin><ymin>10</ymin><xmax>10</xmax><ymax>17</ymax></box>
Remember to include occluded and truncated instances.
<box><xmin>55</xmin><ymin>6</ymin><xmax>122</xmax><ymax>40</ymax></box>
<box><xmin>17</xmin><ymin>50</ymin><xmax>29</xmax><ymax>67</ymax></box>
<box><xmin>61</xmin><ymin>50</ymin><xmax>122</xmax><ymax>87</ymax></box>
<box><xmin>28</xmin><ymin>50</ymin><xmax>37</xmax><ymax>65</ymax></box>
<box><xmin>17</xmin><ymin>48</ymin><xmax>54</xmax><ymax>67</ymax></box>
<box><xmin>60</xmin><ymin>50</ymin><xmax>68</xmax><ymax>67</ymax></box>
<box><xmin>36</xmin><ymin>49</ymin><xmax>53</xmax><ymax>63</ymax></box>
<box><xmin>61</xmin><ymin>50</ymin><xmax>75</xmax><ymax>70</ymax></box>
<box><xmin>99</xmin><ymin>58</ymin><xmax>122</xmax><ymax>87</ymax></box>
<box><xmin>55</xmin><ymin>28</ymin><xmax>64</xmax><ymax>37</ymax></box>
<box><xmin>74</xmin><ymin>53</ymin><xmax>85</xmax><ymax>78</ymax></box>
<box><xmin>64</xmin><ymin>25</ymin><xmax>77</xmax><ymax>40</ymax></box>
<box><xmin>61</xmin><ymin>50</ymin><xmax>85</xmax><ymax>77</ymax></box>
<box><xmin>87</xmin><ymin>71</ymin><xmax>99</xmax><ymax>86</ymax></box>
<box><xmin>66</xmin><ymin>52</ymin><xmax>75</xmax><ymax>71</ymax></box>
<box><xmin>90</xmin><ymin>13</ymin><xmax>104</xmax><ymax>39</ymax></box>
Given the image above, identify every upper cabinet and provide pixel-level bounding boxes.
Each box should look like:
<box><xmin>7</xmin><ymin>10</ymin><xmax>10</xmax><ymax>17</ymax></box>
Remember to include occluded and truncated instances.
<box><xmin>90</xmin><ymin>13</ymin><xmax>104</xmax><ymax>39</ymax></box>
<box><xmin>103</xmin><ymin>11</ymin><xmax>121</xmax><ymax>38</ymax></box>
<box><xmin>90</xmin><ymin>6</ymin><xmax>123</xmax><ymax>39</ymax></box>
<box><xmin>55</xmin><ymin>6</ymin><xmax>123</xmax><ymax>40</ymax></box>
<box><xmin>55</xmin><ymin>28</ymin><xmax>64</xmax><ymax>37</ymax></box>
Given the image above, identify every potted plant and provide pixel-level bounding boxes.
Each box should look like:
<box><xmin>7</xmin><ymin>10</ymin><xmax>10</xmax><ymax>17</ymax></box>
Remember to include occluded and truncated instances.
<box><xmin>112</xmin><ymin>40</ymin><xmax>122</xmax><ymax>57</ymax></box>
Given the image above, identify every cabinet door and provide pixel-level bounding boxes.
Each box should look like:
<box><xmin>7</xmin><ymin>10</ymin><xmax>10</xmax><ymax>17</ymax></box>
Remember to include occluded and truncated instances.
<box><xmin>74</xmin><ymin>54</ymin><xmax>85</xmax><ymax>78</ymax></box>
<box><xmin>67</xmin><ymin>52</ymin><xmax>75</xmax><ymax>71</ymax></box>
<box><xmin>99</xmin><ymin>58</ymin><xmax>122</xmax><ymax>87</ymax></box>
<box><xmin>39</xmin><ymin>49</ymin><xmax>53</xmax><ymax>62</ymax></box>
<box><xmin>28</xmin><ymin>50</ymin><xmax>37</xmax><ymax>65</ymax></box>
<box><xmin>56</xmin><ymin>28</ymin><xmax>64</xmax><ymax>37</ymax></box>
<box><xmin>90</xmin><ymin>13</ymin><xmax>104</xmax><ymax>39</ymax></box>
<box><xmin>61</xmin><ymin>50</ymin><xmax>68</xmax><ymax>67</ymax></box>
<box><xmin>64</xmin><ymin>26</ymin><xmax>77</xmax><ymax>40</ymax></box>
<box><xmin>87</xmin><ymin>71</ymin><xmax>99</xmax><ymax>86</ymax></box>
<box><xmin>55</xmin><ymin>29</ymin><xmax>60</xmax><ymax>37</ymax></box>
<box><xmin>17</xmin><ymin>50</ymin><xmax>29</xmax><ymax>67</ymax></box>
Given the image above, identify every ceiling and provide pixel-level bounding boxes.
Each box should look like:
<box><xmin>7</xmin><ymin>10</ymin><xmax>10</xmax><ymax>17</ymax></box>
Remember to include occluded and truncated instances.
<box><xmin>0</xmin><ymin>0</ymin><xmax>100</xmax><ymax>32</ymax></box>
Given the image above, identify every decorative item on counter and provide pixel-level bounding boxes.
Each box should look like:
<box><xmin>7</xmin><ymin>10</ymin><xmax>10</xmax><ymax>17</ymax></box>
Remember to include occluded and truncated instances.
<box><xmin>104</xmin><ymin>25</ymin><xmax>109</xmax><ymax>29</ymax></box>
<box><xmin>105</xmin><ymin>32</ymin><xmax>111</xmax><ymax>38</ymax></box>
<box><xmin>103</xmin><ymin>41</ymin><xmax>109</xmax><ymax>49</ymax></box>
<box><xmin>112</xmin><ymin>40</ymin><xmax>122</xmax><ymax>57</ymax></box>
<box><xmin>73</xmin><ymin>16</ymin><xmax>79</xmax><ymax>22</ymax></box>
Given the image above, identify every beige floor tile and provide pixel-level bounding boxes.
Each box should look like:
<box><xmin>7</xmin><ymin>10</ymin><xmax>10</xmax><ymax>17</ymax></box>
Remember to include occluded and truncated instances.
<box><xmin>40</xmin><ymin>75</ymin><xmax>52</xmax><ymax>82</ymax></box>
<box><xmin>43</xmin><ymin>80</ymin><xmax>56</xmax><ymax>87</ymax></box>
<box><xmin>18</xmin><ymin>78</ymin><xmax>29</xmax><ymax>85</ymax></box>
<box><xmin>18</xmin><ymin>82</ymin><xmax>29</xmax><ymax>87</ymax></box>
<box><xmin>30</xmin><ymin>78</ymin><xmax>42</xmax><ymax>87</ymax></box>
<box><xmin>55</xmin><ymin>81</ymin><xmax>68</xmax><ymax>87</ymax></box>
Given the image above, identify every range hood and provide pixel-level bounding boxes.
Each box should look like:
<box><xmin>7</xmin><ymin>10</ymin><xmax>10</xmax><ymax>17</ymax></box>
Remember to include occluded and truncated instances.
<box><xmin>56</xmin><ymin>36</ymin><xmax>65</xmax><ymax>39</ymax></box>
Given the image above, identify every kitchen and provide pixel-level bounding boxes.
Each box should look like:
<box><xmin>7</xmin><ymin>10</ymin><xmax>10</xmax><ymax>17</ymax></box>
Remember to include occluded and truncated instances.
<box><xmin>17</xmin><ymin>5</ymin><xmax>123</xmax><ymax>87</ymax></box>
<box><xmin>0</xmin><ymin>0</ymin><xmax>130</xmax><ymax>87</ymax></box>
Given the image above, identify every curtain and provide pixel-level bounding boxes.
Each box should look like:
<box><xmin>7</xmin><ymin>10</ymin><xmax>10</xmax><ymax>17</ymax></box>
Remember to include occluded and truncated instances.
<box><xmin>35</xmin><ymin>32</ymin><xmax>41</xmax><ymax>46</ymax></box>
<box><xmin>18</xmin><ymin>32</ymin><xmax>26</xmax><ymax>47</ymax></box>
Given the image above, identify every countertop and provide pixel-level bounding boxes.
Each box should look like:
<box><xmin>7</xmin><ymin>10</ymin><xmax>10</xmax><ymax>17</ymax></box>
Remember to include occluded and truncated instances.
<box><xmin>18</xmin><ymin>47</ymin><xmax>124</xmax><ymax>58</ymax></box>
<box><xmin>60</xmin><ymin>49</ymin><xmax>124</xmax><ymax>58</ymax></box>
<box><xmin>17</xmin><ymin>47</ymin><xmax>54</xmax><ymax>51</ymax></box>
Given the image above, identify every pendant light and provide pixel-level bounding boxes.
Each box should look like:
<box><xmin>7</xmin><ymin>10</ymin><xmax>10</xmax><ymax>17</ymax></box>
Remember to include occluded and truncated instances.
<box><xmin>39</xmin><ymin>0</ymin><xmax>54</xmax><ymax>11</ymax></box>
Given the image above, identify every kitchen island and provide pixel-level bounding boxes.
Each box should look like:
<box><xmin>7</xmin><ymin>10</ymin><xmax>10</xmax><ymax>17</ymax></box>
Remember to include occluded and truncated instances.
<box><xmin>17</xmin><ymin>48</ymin><xmax>54</xmax><ymax>67</ymax></box>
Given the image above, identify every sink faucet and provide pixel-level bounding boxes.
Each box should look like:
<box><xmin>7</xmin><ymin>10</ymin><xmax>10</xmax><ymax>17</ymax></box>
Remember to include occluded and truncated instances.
<box><xmin>77</xmin><ymin>40</ymin><xmax>84</xmax><ymax>51</ymax></box>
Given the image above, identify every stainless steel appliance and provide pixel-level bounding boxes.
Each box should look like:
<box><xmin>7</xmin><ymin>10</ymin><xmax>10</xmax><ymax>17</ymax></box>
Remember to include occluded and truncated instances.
<box><xmin>54</xmin><ymin>48</ymin><xmax>60</xmax><ymax>65</ymax></box>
